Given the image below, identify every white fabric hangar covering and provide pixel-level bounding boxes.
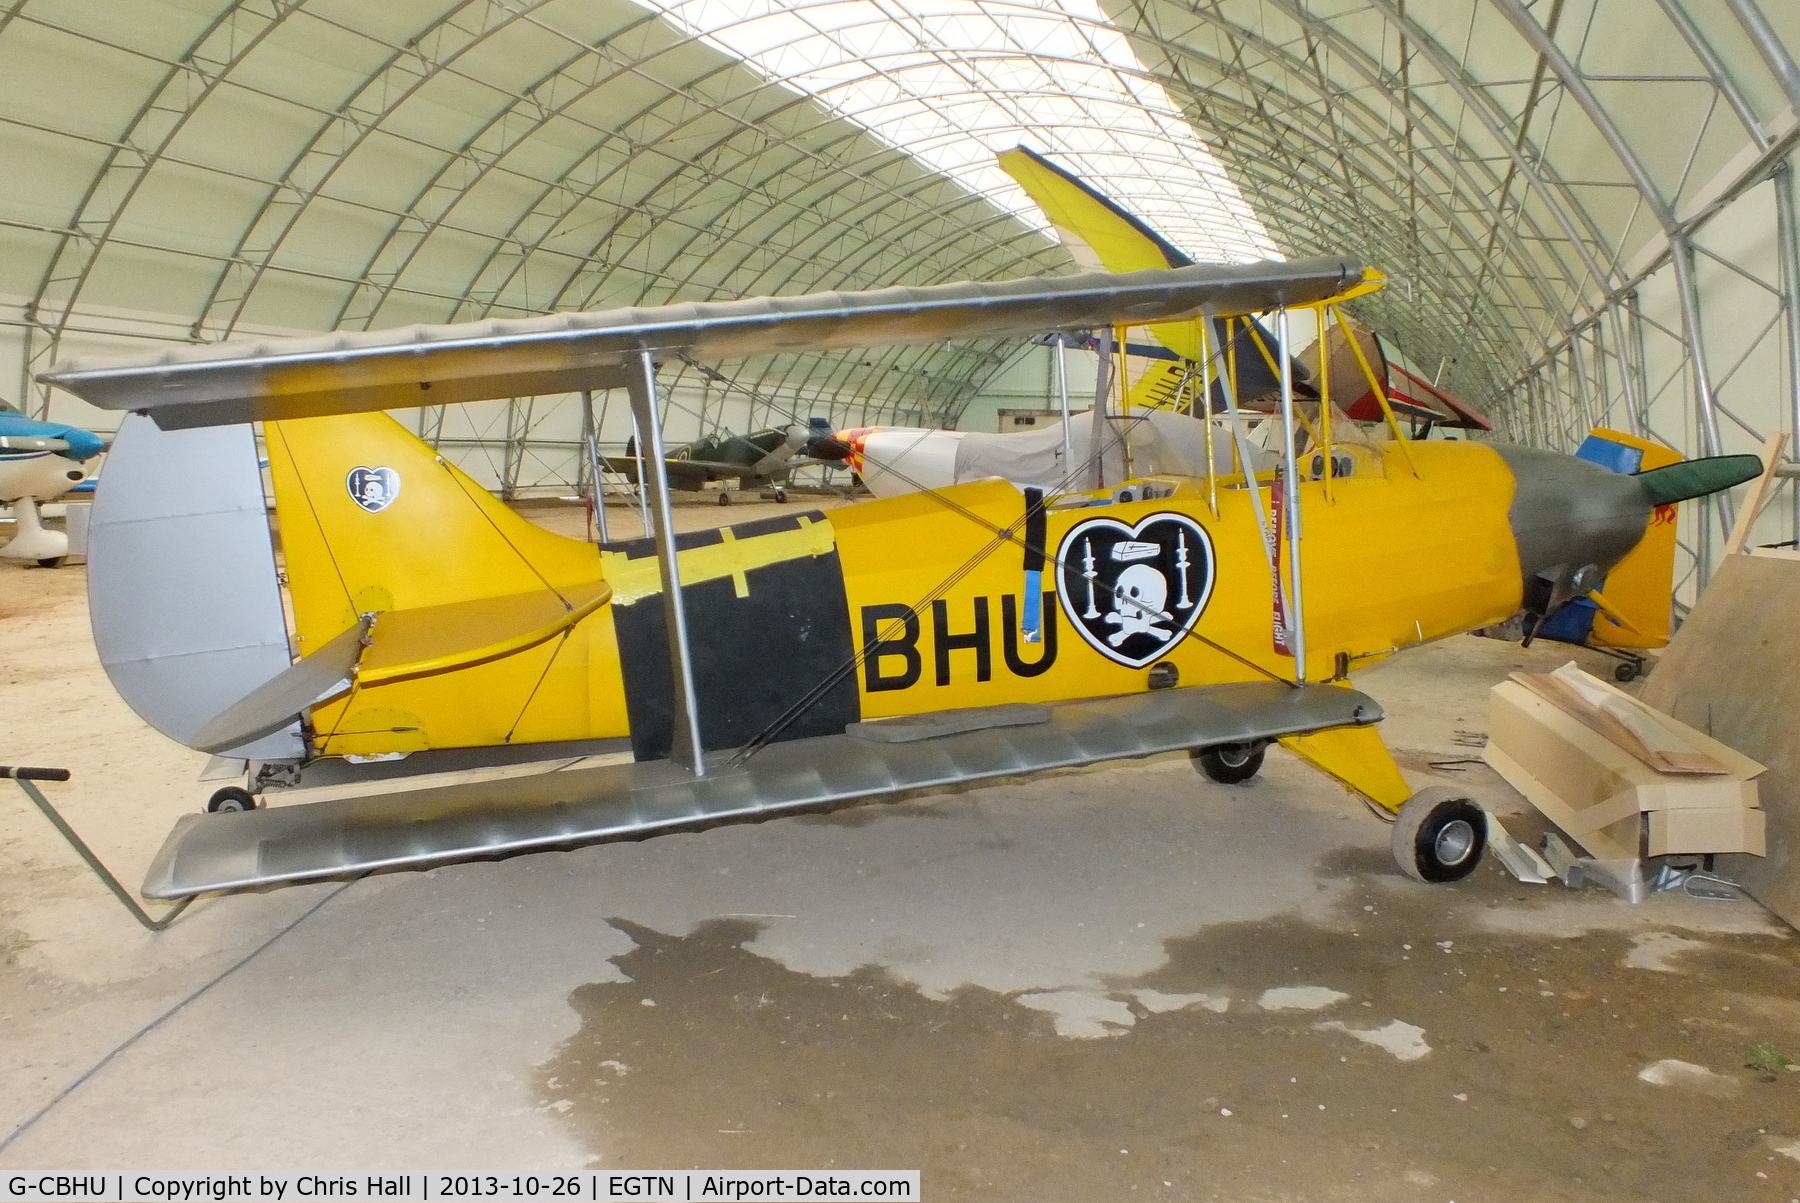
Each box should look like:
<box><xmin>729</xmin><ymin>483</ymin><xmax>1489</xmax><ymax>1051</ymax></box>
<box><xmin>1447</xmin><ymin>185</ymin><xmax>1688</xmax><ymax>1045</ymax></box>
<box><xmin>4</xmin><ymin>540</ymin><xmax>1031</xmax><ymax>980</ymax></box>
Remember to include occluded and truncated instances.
<box><xmin>3</xmin><ymin>0</ymin><xmax>1799</xmax><ymax>597</ymax></box>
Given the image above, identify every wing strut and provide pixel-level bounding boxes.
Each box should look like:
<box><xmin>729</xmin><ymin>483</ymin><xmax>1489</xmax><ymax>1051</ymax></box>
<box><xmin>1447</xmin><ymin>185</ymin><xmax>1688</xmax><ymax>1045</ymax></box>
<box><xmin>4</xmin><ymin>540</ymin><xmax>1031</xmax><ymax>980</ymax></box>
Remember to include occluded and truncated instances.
<box><xmin>624</xmin><ymin>348</ymin><xmax>707</xmax><ymax>775</ymax></box>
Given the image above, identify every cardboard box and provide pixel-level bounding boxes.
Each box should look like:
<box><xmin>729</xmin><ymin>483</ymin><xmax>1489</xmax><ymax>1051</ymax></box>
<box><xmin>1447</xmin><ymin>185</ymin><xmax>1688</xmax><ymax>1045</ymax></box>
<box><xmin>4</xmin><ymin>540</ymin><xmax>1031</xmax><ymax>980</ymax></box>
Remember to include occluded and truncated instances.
<box><xmin>1484</xmin><ymin>680</ymin><xmax>1765</xmax><ymax>859</ymax></box>
<box><xmin>1649</xmin><ymin>807</ymin><xmax>1766</xmax><ymax>857</ymax></box>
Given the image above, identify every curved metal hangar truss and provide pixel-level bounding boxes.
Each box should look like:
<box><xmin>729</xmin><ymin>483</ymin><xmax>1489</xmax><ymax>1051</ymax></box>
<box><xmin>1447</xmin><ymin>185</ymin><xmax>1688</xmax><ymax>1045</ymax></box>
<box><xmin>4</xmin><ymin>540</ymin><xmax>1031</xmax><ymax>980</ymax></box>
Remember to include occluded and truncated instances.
<box><xmin>5</xmin><ymin>0</ymin><xmax>1800</xmax><ymax>586</ymax></box>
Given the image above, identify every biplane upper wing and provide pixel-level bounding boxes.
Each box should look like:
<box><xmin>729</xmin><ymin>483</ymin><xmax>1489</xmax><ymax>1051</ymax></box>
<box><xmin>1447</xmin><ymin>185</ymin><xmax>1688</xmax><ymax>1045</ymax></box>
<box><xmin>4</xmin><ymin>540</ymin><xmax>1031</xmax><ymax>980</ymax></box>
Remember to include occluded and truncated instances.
<box><xmin>40</xmin><ymin>261</ymin><xmax>1364</xmax><ymax>429</ymax></box>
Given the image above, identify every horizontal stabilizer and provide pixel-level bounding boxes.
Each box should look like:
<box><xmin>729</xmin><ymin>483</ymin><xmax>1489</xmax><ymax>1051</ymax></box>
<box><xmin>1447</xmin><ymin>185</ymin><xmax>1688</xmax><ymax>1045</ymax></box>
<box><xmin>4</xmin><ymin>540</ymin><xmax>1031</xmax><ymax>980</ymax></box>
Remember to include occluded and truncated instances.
<box><xmin>192</xmin><ymin>618</ymin><xmax>371</xmax><ymax>754</ymax></box>
<box><xmin>190</xmin><ymin>582</ymin><xmax>614</xmax><ymax>754</ymax></box>
<box><xmin>1636</xmin><ymin>454</ymin><xmax>1764</xmax><ymax>506</ymax></box>
<box><xmin>42</xmin><ymin>261</ymin><xmax>1365</xmax><ymax>430</ymax></box>
<box><xmin>355</xmin><ymin>581</ymin><xmax>612</xmax><ymax>687</ymax></box>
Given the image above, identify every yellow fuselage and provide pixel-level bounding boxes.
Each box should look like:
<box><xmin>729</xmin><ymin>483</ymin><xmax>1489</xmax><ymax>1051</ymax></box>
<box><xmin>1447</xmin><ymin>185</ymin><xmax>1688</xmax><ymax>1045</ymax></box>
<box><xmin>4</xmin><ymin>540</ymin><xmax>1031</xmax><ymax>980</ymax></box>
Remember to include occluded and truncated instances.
<box><xmin>270</xmin><ymin>414</ymin><xmax>1526</xmax><ymax>760</ymax></box>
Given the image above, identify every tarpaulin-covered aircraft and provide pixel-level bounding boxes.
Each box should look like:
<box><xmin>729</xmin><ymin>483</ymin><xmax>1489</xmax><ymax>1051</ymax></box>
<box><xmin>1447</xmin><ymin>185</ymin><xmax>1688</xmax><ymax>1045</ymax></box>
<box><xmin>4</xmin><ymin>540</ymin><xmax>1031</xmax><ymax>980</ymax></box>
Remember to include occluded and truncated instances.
<box><xmin>42</xmin><ymin>256</ymin><xmax>1758</xmax><ymax>902</ymax></box>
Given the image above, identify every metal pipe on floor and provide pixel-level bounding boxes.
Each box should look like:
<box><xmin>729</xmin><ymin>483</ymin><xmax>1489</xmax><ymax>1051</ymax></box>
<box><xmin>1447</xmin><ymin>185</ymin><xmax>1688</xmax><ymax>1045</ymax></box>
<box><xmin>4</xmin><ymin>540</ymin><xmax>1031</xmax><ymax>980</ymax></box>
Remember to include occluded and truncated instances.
<box><xmin>8</xmin><ymin>769</ymin><xmax>191</xmax><ymax>931</ymax></box>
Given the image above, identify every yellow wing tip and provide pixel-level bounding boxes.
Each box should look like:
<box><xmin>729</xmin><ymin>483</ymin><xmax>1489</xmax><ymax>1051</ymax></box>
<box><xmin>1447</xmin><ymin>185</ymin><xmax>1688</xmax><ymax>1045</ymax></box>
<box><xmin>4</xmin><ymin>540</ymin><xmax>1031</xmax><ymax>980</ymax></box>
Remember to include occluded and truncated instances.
<box><xmin>1328</xmin><ymin>267</ymin><xmax>1387</xmax><ymax>304</ymax></box>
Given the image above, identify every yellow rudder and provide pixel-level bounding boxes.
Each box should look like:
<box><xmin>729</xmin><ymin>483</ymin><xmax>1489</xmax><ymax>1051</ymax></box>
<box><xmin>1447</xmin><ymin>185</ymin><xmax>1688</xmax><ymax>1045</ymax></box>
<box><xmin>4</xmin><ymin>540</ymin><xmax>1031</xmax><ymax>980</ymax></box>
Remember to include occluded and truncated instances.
<box><xmin>264</xmin><ymin>412</ymin><xmax>628</xmax><ymax>756</ymax></box>
<box><xmin>1578</xmin><ymin>429</ymin><xmax>1682</xmax><ymax>651</ymax></box>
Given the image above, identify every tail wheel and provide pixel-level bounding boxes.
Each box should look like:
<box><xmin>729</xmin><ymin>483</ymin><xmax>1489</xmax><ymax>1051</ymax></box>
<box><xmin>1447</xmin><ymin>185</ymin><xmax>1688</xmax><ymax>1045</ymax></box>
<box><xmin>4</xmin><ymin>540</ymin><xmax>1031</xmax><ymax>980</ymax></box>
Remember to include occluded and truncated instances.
<box><xmin>1192</xmin><ymin>741</ymin><xmax>1265</xmax><ymax>784</ymax></box>
<box><xmin>207</xmin><ymin>786</ymin><xmax>258</xmax><ymax>814</ymax></box>
<box><xmin>1391</xmin><ymin>787</ymin><xmax>1487</xmax><ymax>883</ymax></box>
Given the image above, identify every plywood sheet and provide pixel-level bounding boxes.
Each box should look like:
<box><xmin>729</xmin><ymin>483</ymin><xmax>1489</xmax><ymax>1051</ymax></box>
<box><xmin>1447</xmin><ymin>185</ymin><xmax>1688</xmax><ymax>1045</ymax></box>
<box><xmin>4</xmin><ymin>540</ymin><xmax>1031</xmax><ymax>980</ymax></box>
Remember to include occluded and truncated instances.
<box><xmin>1642</xmin><ymin>555</ymin><xmax>1800</xmax><ymax>927</ymax></box>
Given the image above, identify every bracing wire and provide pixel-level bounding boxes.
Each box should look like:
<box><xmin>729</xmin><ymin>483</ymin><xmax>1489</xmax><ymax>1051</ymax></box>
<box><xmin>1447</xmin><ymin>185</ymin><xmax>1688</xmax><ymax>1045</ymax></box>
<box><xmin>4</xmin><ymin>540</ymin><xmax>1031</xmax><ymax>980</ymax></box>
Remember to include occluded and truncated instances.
<box><xmin>726</xmin><ymin>409</ymin><xmax>1297</xmax><ymax>768</ymax></box>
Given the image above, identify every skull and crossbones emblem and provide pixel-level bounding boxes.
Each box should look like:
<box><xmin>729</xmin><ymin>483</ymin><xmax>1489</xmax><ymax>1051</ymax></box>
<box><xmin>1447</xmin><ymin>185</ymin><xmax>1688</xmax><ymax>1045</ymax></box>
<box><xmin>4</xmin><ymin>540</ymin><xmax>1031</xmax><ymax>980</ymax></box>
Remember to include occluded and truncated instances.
<box><xmin>1105</xmin><ymin>563</ymin><xmax>1175</xmax><ymax>646</ymax></box>
<box><xmin>1056</xmin><ymin>512</ymin><xmax>1215</xmax><ymax>667</ymax></box>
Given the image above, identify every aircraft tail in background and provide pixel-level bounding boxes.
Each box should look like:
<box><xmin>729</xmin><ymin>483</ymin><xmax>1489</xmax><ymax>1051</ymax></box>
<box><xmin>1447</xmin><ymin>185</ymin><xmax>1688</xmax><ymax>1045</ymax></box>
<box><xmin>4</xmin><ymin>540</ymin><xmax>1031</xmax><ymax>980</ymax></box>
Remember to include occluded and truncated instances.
<box><xmin>996</xmin><ymin>145</ymin><xmax>1290</xmax><ymax>407</ymax></box>
<box><xmin>1571</xmin><ymin>428</ymin><xmax>1684</xmax><ymax>651</ymax></box>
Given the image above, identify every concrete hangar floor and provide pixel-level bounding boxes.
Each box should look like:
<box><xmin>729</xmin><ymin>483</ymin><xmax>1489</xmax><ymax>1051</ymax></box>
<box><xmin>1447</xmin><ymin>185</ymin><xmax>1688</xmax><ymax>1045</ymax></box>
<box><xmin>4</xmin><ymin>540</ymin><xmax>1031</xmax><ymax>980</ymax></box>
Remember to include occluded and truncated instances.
<box><xmin>2</xmin><ymin>496</ymin><xmax>1799</xmax><ymax>1202</ymax></box>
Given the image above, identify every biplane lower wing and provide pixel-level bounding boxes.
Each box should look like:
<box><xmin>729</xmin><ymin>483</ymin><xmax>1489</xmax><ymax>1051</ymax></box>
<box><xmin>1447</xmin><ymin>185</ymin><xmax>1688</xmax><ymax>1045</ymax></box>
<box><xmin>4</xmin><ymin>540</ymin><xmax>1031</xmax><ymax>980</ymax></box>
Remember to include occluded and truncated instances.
<box><xmin>141</xmin><ymin>680</ymin><xmax>1379</xmax><ymax>898</ymax></box>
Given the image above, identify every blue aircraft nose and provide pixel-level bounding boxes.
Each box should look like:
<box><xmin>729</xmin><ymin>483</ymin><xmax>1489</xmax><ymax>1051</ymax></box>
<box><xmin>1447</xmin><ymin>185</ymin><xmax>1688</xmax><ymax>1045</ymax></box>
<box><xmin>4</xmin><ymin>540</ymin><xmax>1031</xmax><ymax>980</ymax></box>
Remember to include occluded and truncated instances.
<box><xmin>61</xmin><ymin>427</ymin><xmax>106</xmax><ymax>461</ymax></box>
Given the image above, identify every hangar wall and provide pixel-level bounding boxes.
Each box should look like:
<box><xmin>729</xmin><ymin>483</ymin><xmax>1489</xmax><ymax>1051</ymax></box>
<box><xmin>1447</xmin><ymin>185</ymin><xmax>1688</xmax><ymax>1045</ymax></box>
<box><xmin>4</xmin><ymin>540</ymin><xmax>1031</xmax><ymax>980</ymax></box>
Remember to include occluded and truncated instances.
<box><xmin>1106</xmin><ymin>0</ymin><xmax>1800</xmax><ymax>603</ymax></box>
<box><xmin>0</xmin><ymin>0</ymin><xmax>1068</xmax><ymax>493</ymax></box>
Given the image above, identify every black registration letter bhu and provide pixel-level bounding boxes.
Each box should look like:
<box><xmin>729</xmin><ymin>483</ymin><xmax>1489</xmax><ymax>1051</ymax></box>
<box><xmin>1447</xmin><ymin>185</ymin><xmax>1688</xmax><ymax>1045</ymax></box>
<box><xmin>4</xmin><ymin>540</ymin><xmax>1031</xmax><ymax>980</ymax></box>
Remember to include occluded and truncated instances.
<box><xmin>862</xmin><ymin>603</ymin><xmax>922</xmax><ymax>691</ymax></box>
<box><xmin>932</xmin><ymin>596</ymin><xmax>991</xmax><ymax>685</ymax></box>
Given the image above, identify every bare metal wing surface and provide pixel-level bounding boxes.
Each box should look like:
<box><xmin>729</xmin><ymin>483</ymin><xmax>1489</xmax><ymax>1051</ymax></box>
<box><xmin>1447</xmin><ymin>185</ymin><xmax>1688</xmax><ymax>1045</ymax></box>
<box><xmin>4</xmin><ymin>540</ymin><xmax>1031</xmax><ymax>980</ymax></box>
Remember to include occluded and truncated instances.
<box><xmin>40</xmin><ymin>260</ymin><xmax>1362</xmax><ymax>429</ymax></box>
<box><xmin>142</xmin><ymin>682</ymin><xmax>1378</xmax><ymax>898</ymax></box>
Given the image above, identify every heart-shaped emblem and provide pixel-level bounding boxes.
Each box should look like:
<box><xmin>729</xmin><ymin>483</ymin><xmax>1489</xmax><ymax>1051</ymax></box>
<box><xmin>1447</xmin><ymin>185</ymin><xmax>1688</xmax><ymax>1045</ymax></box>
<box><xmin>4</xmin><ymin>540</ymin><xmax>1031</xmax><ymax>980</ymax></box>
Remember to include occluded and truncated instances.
<box><xmin>1055</xmin><ymin>511</ymin><xmax>1214</xmax><ymax>667</ymax></box>
<box><xmin>346</xmin><ymin>466</ymin><xmax>401</xmax><ymax>513</ymax></box>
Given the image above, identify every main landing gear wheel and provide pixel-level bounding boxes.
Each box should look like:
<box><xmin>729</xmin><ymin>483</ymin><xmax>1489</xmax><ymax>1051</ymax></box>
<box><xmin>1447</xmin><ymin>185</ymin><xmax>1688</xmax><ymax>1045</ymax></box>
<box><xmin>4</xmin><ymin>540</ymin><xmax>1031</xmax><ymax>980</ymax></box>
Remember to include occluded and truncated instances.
<box><xmin>717</xmin><ymin>491</ymin><xmax>733</xmax><ymax>506</ymax></box>
<box><xmin>36</xmin><ymin>557</ymin><xmax>64</xmax><ymax>569</ymax></box>
<box><xmin>773</xmin><ymin>487</ymin><xmax>789</xmax><ymax>503</ymax></box>
<box><xmin>1192</xmin><ymin>741</ymin><xmax>1265</xmax><ymax>784</ymax></box>
<box><xmin>207</xmin><ymin>786</ymin><xmax>258</xmax><ymax>814</ymax></box>
<box><xmin>1391</xmin><ymin>787</ymin><xmax>1487</xmax><ymax>883</ymax></box>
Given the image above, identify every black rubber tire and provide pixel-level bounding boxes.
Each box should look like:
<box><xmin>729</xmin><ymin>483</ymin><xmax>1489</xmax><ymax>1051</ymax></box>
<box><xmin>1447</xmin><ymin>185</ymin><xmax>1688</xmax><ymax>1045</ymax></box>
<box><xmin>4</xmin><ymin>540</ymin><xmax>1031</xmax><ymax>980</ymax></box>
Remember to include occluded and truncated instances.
<box><xmin>36</xmin><ymin>557</ymin><xmax>64</xmax><ymax>569</ymax></box>
<box><xmin>207</xmin><ymin>786</ymin><xmax>258</xmax><ymax>814</ymax></box>
<box><xmin>1613</xmin><ymin>660</ymin><xmax>1640</xmax><ymax>683</ymax></box>
<box><xmin>717</xmin><ymin>491</ymin><xmax>732</xmax><ymax>506</ymax></box>
<box><xmin>774</xmin><ymin>487</ymin><xmax>788</xmax><ymax>503</ymax></box>
<box><xmin>1391</xmin><ymin>787</ymin><xmax>1487</xmax><ymax>883</ymax></box>
<box><xmin>1192</xmin><ymin>742</ymin><xmax>1265</xmax><ymax>784</ymax></box>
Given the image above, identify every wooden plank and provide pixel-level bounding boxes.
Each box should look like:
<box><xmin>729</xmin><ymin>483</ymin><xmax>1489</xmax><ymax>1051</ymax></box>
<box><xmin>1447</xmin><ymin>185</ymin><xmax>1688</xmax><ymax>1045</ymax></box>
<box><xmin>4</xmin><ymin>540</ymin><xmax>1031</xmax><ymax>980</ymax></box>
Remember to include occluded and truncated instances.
<box><xmin>1722</xmin><ymin>432</ymin><xmax>1788</xmax><ymax>557</ymax></box>
<box><xmin>1642</xmin><ymin>554</ymin><xmax>1800</xmax><ymax>928</ymax></box>
<box><xmin>1508</xmin><ymin>672</ymin><xmax>1729</xmax><ymax>775</ymax></box>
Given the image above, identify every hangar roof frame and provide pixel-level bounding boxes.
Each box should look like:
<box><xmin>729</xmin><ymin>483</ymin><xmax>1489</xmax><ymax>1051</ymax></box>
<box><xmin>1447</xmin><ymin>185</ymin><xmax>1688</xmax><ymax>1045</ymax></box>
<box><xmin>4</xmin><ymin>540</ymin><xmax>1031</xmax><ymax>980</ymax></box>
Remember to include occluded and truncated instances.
<box><xmin>4</xmin><ymin>0</ymin><xmax>1800</xmax><ymax>589</ymax></box>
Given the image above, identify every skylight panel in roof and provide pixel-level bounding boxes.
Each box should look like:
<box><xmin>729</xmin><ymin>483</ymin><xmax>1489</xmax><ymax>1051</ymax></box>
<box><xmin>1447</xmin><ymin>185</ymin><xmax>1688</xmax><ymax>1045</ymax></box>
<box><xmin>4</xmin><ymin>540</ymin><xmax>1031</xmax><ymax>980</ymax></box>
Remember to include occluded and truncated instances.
<box><xmin>637</xmin><ymin>0</ymin><xmax>1278</xmax><ymax>265</ymax></box>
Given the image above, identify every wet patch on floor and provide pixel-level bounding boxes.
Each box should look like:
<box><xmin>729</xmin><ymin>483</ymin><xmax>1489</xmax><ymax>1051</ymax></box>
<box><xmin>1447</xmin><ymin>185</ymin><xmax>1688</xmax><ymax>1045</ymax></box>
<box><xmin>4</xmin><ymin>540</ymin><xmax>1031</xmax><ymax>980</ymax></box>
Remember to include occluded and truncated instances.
<box><xmin>540</xmin><ymin>860</ymin><xmax>1800</xmax><ymax>1201</ymax></box>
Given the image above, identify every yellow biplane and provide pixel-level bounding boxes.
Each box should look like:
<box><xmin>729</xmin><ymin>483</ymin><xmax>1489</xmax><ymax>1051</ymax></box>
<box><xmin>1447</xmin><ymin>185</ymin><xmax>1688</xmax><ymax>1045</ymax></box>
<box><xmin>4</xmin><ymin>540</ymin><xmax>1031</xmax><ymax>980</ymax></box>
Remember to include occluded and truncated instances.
<box><xmin>44</xmin><ymin>253</ymin><xmax>1757</xmax><ymax>902</ymax></box>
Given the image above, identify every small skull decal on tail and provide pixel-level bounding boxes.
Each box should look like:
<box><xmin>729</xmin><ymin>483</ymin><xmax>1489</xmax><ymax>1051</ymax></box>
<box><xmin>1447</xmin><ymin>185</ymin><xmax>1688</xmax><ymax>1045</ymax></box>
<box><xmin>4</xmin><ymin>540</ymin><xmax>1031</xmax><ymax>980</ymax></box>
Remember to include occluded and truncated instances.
<box><xmin>346</xmin><ymin>466</ymin><xmax>402</xmax><ymax>513</ymax></box>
